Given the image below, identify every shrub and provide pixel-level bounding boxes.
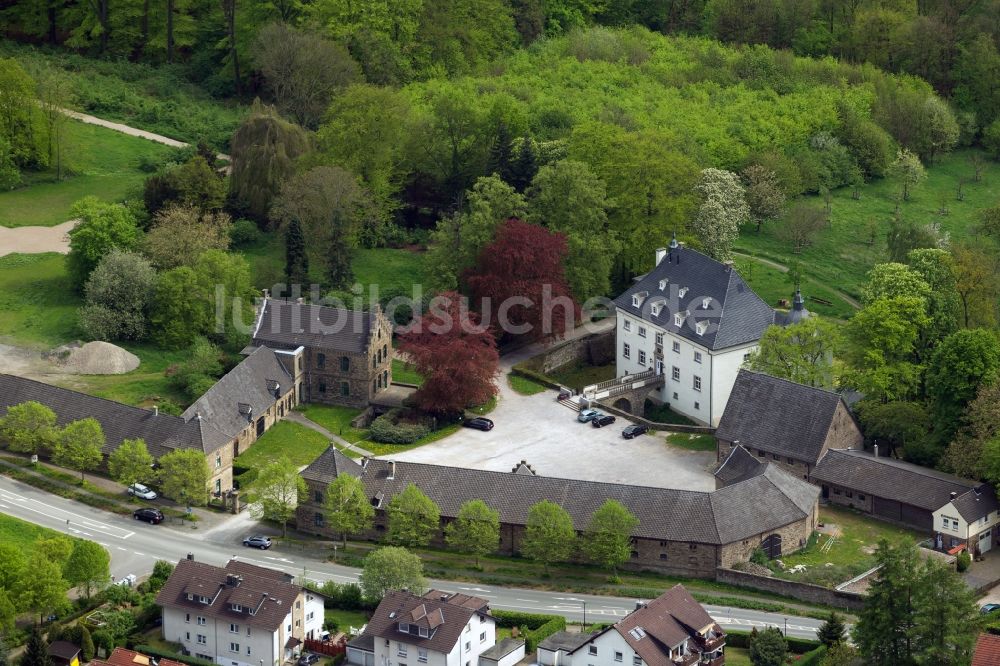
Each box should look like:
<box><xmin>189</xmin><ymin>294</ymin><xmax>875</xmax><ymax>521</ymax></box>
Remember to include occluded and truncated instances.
<box><xmin>957</xmin><ymin>551</ymin><xmax>972</xmax><ymax>572</ymax></box>
<box><xmin>230</xmin><ymin>219</ymin><xmax>261</xmax><ymax>247</ymax></box>
<box><xmin>135</xmin><ymin>645</ymin><xmax>217</xmax><ymax>666</ymax></box>
<box><xmin>369</xmin><ymin>409</ymin><xmax>432</xmax><ymax>444</ymax></box>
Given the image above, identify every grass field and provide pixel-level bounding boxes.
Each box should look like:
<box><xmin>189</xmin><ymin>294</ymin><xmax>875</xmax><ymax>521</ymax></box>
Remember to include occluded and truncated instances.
<box><xmin>67</xmin><ymin>345</ymin><xmax>191</xmax><ymax>409</ymax></box>
<box><xmin>236</xmin><ymin>421</ymin><xmax>331</xmax><ymax>470</ymax></box>
<box><xmin>0</xmin><ymin>253</ymin><xmax>81</xmax><ymax>346</ymax></box>
<box><xmin>391</xmin><ymin>358</ymin><xmax>424</xmax><ymax>385</ymax></box>
<box><xmin>549</xmin><ymin>362</ymin><xmax>616</xmax><ymax>390</ymax></box>
<box><xmin>736</xmin><ymin>149</ymin><xmax>1000</xmax><ymax>302</ymax></box>
<box><xmin>298</xmin><ymin>405</ymin><xmax>368</xmax><ymax>443</ymax></box>
<box><xmin>508</xmin><ymin>373</ymin><xmax>548</xmax><ymax>395</ymax></box>
<box><xmin>0</xmin><ymin>511</ymin><xmax>72</xmax><ymax>549</ymax></box>
<box><xmin>738</xmin><ymin>259</ymin><xmax>856</xmax><ymax>320</ymax></box>
<box><xmin>665</xmin><ymin>433</ymin><xmax>717</xmax><ymax>451</ymax></box>
<box><xmin>0</xmin><ymin>118</ymin><xmax>174</xmax><ymax>228</ymax></box>
<box><xmin>324</xmin><ymin>608</ymin><xmax>369</xmax><ymax>633</ymax></box>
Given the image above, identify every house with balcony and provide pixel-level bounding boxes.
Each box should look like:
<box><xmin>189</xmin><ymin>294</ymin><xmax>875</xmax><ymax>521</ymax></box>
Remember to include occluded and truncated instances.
<box><xmin>933</xmin><ymin>484</ymin><xmax>1000</xmax><ymax>555</ymax></box>
<box><xmin>155</xmin><ymin>557</ymin><xmax>324</xmax><ymax>666</ymax></box>
<box><xmin>611</xmin><ymin>237</ymin><xmax>776</xmax><ymax>426</ymax></box>
<box><xmin>546</xmin><ymin>585</ymin><xmax>725</xmax><ymax>666</ymax></box>
<box><xmin>345</xmin><ymin>589</ymin><xmax>497</xmax><ymax>666</ymax></box>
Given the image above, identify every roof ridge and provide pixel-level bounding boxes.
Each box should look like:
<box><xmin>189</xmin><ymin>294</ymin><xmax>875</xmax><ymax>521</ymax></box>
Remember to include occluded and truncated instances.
<box><xmin>737</xmin><ymin>368</ymin><xmax>844</xmax><ymax>400</ymax></box>
<box><xmin>829</xmin><ymin>449</ymin><xmax>978</xmax><ymax>485</ymax></box>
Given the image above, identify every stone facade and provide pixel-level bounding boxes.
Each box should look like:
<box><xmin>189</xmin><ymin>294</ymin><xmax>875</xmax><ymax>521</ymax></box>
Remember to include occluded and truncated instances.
<box><xmin>718</xmin><ymin>505</ymin><xmax>818</xmax><ymax>568</ymax></box>
<box><xmin>539</xmin><ymin>330</ymin><xmax>616</xmax><ymax>375</ymax></box>
<box><xmin>822</xmin><ymin>482</ymin><xmax>874</xmax><ymax>513</ymax></box>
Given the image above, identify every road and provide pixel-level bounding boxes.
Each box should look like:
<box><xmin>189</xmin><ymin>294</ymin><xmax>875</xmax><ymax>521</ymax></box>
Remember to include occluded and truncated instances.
<box><xmin>0</xmin><ymin>475</ymin><xmax>824</xmax><ymax>639</ymax></box>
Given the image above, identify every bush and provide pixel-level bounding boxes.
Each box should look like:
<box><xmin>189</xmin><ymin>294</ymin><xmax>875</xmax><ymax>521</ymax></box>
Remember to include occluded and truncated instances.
<box><xmin>230</xmin><ymin>219</ymin><xmax>261</xmax><ymax>247</ymax></box>
<box><xmin>725</xmin><ymin>630</ymin><xmax>820</xmax><ymax>654</ymax></box>
<box><xmin>957</xmin><ymin>551</ymin><xmax>972</xmax><ymax>572</ymax></box>
<box><xmin>369</xmin><ymin>409</ymin><xmax>432</xmax><ymax>444</ymax></box>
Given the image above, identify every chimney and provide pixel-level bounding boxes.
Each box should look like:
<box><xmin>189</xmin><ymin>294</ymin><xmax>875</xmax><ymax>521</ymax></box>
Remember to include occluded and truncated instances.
<box><xmin>655</xmin><ymin>248</ymin><xmax>667</xmax><ymax>265</ymax></box>
<box><xmin>951</xmin><ymin>492</ymin><xmax>958</xmax><ymax>501</ymax></box>
<box><xmin>226</xmin><ymin>574</ymin><xmax>242</xmax><ymax>587</ymax></box>
<box><xmin>723</xmin><ymin>260</ymin><xmax>733</xmax><ymax>272</ymax></box>
<box><xmin>388</xmin><ymin>461</ymin><xmax>396</xmax><ymax>480</ymax></box>
<box><xmin>361</xmin><ymin>456</ymin><xmax>370</xmax><ymax>469</ymax></box>
<box><xmin>635</xmin><ymin>600</ymin><xmax>647</xmax><ymax>610</ymax></box>
<box><xmin>187</xmin><ymin>553</ymin><xmax>195</xmax><ymax>560</ymax></box>
<box><xmin>262</xmin><ymin>288</ymin><xmax>270</xmax><ymax>299</ymax></box>
<box><xmin>153</xmin><ymin>406</ymin><xmax>158</xmax><ymax>416</ymax></box>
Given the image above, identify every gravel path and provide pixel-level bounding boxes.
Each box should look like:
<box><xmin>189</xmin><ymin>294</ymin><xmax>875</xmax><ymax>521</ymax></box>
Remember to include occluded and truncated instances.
<box><xmin>58</xmin><ymin>108</ymin><xmax>230</xmax><ymax>161</ymax></box>
<box><xmin>0</xmin><ymin>219</ymin><xmax>77</xmax><ymax>256</ymax></box>
<box><xmin>733</xmin><ymin>251</ymin><xmax>861</xmax><ymax>310</ymax></box>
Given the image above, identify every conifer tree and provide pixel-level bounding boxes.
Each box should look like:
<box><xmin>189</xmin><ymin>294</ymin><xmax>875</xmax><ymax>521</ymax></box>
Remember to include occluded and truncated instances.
<box><xmin>284</xmin><ymin>217</ymin><xmax>309</xmax><ymax>289</ymax></box>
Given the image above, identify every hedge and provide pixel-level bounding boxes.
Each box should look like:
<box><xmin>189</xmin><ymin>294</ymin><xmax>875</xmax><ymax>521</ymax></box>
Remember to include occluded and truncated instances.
<box><xmin>493</xmin><ymin>610</ymin><xmax>565</xmax><ymax>652</ymax></box>
<box><xmin>135</xmin><ymin>645</ymin><xmax>216</xmax><ymax>666</ymax></box>
<box><xmin>369</xmin><ymin>409</ymin><xmax>431</xmax><ymax>444</ymax></box>
<box><xmin>724</xmin><ymin>630</ymin><xmax>820</xmax><ymax>654</ymax></box>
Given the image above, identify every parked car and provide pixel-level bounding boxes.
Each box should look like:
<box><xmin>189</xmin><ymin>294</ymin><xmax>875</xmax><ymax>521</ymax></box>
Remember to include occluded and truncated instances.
<box><xmin>132</xmin><ymin>508</ymin><xmax>164</xmax><ymax>524</ymax></box>
<box><xmin>127</xmin><ymin>483</ymin><xmax>157</xmax><ymax>500</ymax></box>
<box><xmin>297</xmin><ymin>654</ymin><xmax>320</xmax><ymax>666</ymax></box>
<box><xmin>115</xmin><ymin>574</ymin><xmax>138</xmax><ymax>587</ymax></box>
<box><xmin>578</xmin><ymin>409</ymin><xmax>599</xmax><ymax>423</ymax></box>
<box><xmin>592</xmin><ymin>414</ymin><xmax>616</xmax><ymax>428</ymax></box>
<box><xmin>463</xmin><ymin>417</ymin><xmax>494</xmax><ymax>431</ymax></box>
<box><xmin>981</xmin><ymin>603</ymin><xmax>1000</xmax><ymax>615</ymax></box>
<box><xmin>243</xmin><ymin>535</ymin><xmax>272</xmax><ymax>549</ymax></box>
<box><xmin>622</xmin><ymin>424</ymin><xmax>649</xmax><ymax>439</ymax></box>
<box><xmin>557</xmin><ymin>389</ymin><xmax>572</xmax><ymax>401</ymax></box>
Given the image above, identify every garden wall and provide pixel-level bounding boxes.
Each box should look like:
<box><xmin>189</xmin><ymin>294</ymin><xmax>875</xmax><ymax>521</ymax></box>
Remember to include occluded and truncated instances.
<box><xmin>537</xmin><ymin>329</ymin><xmax>615</xmax><ymax>374</ymax></box>
<box><xmin>595</xmin><ymin>401</ymin><xmax>716</xmax><ymax>434</ymax></box>
<box><xmin>715</xmin><ymin>568</ymin><xmax>865</xmax><ymax>611</ymax></box>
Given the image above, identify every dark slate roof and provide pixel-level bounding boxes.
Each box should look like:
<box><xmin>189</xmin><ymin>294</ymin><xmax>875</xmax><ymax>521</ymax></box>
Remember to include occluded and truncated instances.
<box><xmin>253</xmin><ymin>298</ymin><xmax>375</xmax><ymax>354</ymax></box>
<box><xmin>300</xmin><ymin>455</ymin><xmax>818</xmax><ymax>546</ymax></box>
<box><xmin>347</xmin><ymin>634</ymin><xmax>375</xmax><ymax>652</ymax></box>
<box><xmin>48</xmin><ymin>642</ymin><xmax>80</xmax><ymax>660</ymax></box>
<box><xmin>479</xmin><ymin>638</ymin><xmax>524</xmax><ymax>661</ymax></box>
<box><xmin>156</xmin><ymin>558</ymin><xmax>302</xmax><ymax>632</ymax></box>
<box><xmin>360</xmin><ymin>590</ymin><xmax>489</xmax><ymax>654</ymax></box>
<box><xmin>0</xmin><ymin>374</ymin><xmax>222</xmax><ymax>457</ymax></box>
<box><xmin>613</xmin><ymin>246</ymin><xmax>775</xmax><ymax>351</ymax></box>
<box><xmin>537</xmin><ymin>631</ymin><xmax>594</xmax><ymax>653</ymax></box>
<box><xmin>301</xmin><ymin>446</ymin><xmax>364</xmax><ymax>484</ymax></box>
<box><xmin>714</xmin><ymin>445</ymin><xmax>766</xmax><ymax>487</ymax></box>
<box><xmin>182</xmin><ymin>347</ymin><xmax>292</xmax><ymax>440</ymax></box>
<box><xmin>716</xmin><ymin>370</ymin><xmax>848</xmax><ymax>465</ymax></box>
<box><xmin>951</xmin><ymin>485</ymin><xmax>1000</xmax><ymax>523</ymax></box>
<box><xmin>610</xmin><ymin>585</ymin><xmax>719</xmax><ymax>665</ymax></box>
<box><xmin>810</xmin><ymin>449</ymin><xmax>977</xmax><ymax>512</ymax></box>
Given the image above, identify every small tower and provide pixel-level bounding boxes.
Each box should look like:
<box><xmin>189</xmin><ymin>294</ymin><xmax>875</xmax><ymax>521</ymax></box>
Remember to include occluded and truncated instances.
<box><xmin>788</xmin><ymin>288</ymin><xmax>810</xmax><ymax>323</ymax></box>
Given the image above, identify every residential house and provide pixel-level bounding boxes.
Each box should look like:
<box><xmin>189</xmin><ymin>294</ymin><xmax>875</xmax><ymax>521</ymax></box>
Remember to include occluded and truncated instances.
<box><xmin>155</xmin><ymin>557</ymin><xmax>324</xmax><ymax>666</ymax></box>
<box><xmin>810</xmin><ymin>448</ymin><xmax>978</xmax><ymax>532</ymax></box>
<box><xmin>542</xmin><ymin>585</ymin><xmax>725</xmax><ymax>666</ymax></box>
<box><xmin>538</xmin><ymin>632</ymin><xmax>596</xmax><ymax>666</ymax></box>
<box><xmin>715</xmin><ymin>370</ymin><xmax>863</xmax><ymax>481</ymax></box>
<box><xmin>345</xmin><ymin>589</ymin><xmax>495</xmax><ymax>666</ymax></box>
<box><xmin>933</xmin><ymin>484</ymin><xmax>1000</xmax><ymax>555</ymax></box>
<box><xmin>478</xmin><ymin>639</ymin><xmax>525</xmax><ymax>666</ymax></box>
<box><xmin>251</xmin><ymin>297</ymin><xmax>393</xmax><ymax>409</ymax></box>
<box><xmin>91</xmin><ymin>647</ymin><xmax>186</xmax><ymax>666</ymax></box>
<box><xmin>298</xmin><ymin>447</ymin><xmax>819</xmax><ymax>577</ymax></box>
<box><xmin>612</xmin><ymin>238</ymin><xmax>776</xmax><ymax>426</ymax></box>
<box><xmin>972</xmin><ymin>633</ymin><xmax>1000</xmax><ymax>666</ymax></box>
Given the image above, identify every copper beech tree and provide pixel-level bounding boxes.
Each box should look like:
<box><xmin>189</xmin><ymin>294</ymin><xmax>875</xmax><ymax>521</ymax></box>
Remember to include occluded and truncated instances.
<box><xmin>466</xmin><ymin>218</ymin><xmax>579</xmax><ymax>345</ymax></box>
<box><xmin>398</xmin><ymin>291</ymin><xmax>500</xmax><ymax>415</ymax></box>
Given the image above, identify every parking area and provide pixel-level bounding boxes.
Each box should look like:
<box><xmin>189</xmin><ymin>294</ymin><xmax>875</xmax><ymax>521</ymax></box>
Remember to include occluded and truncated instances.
<box><xmin>378</xmin><ymin>373</ymin><xmax>716</xmax><ymax>491</ymax></box>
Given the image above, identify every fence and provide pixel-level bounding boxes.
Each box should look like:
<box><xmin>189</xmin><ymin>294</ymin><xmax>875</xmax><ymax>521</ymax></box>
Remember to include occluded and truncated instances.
<box><xmin>305</xmin><ymin>639</ymin><xmax>346</xmax><ymax>657</ymax></box>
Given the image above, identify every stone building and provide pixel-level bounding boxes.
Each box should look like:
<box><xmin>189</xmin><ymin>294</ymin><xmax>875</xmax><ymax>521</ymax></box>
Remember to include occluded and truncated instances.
<box><xmin>296</xmin><ymin>447</ymin><xmax>819</xmax><ymax>578</ymax></box>
<box><xmin>715</xmin><ymin>370</ymin><xmax>863</xmax><ymax>481</ymax></box>
<box><xmin>251</xmin><ymin>297</ymin><xmax>393</xmax><ymax>409</ymax></box>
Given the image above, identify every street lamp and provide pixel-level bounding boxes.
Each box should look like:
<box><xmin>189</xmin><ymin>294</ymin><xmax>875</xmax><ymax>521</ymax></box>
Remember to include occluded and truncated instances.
<box><xmin>582</xmin><ymin>601</ymin><xmax>587</xmax><ymax>629</ymax></box>
<box><xmin>783</xmin><ymin>618</ymin><xmax>787</xmax><ymax>636</ymax></box>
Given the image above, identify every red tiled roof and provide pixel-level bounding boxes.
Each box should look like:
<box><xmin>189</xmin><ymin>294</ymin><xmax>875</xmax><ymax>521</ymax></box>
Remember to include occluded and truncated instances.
<box><xmin>973</xmin><ymin>633</ymin><xmax>1000</xmax><ymax>666</ymax></box>
<box><xmin>104</xmin><ymin>648</ymin><xmax>185</xmax><ymax>666</ymax></box>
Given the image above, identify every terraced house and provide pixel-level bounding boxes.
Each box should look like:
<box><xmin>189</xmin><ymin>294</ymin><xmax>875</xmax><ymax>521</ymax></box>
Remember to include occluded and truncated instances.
<box><xmin>296</xmin><ymin>447</ymin><xmax>820</xmax><ymax>577</ymax></box>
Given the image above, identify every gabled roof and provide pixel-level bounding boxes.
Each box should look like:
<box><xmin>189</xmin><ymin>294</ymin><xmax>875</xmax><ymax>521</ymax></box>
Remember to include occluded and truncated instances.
<box><xmin>360</xmin><ymin>590</ymin><xmax>489</xmax><ymax>654</ymax></box>
<box><xmin>716</xmin><ymin>370</ymin><xmax>850</xmax><ymax>465</ymax></box>
<box><xmin>0</xmin><ymin>374</ymin><xmax>221</xmax><ymax>457</ymax></box>
<box><xmin>951</xmin><ymin>485</ymin><xmax>1000</xmax><ymax>523</ymax></box>
<box><xmin>48</xmin><ymin>642</ymin><xmax>81</xmax><ymax>660</ymax></box>
<box><xmin>182</xmin><ymin>347</ymin><xmax>292</xmax><ymax>440</ymax></box>
<box><xmin>98</xmin><ymin>647</ymin><xmax>185</xmax><ymax>666</ymax></box>
<box><xmin>300</xmin><ymin>454</ymin><xmax>818</xmax><ymax>546</ymax></box>
<box><xmin>301</xmin><ymin>446</ymin><xmax>364</xmax><ymax>484</ymax></box>
<box><xmin>973</xmin><ymin>633</ymin><xmax>1000</xmax><ymax>666</ymax></box>
<box><xmin>613</xmin><ymin>246</ymin><xmax>775</xmax><ymax>351</ymax></box>
<box><xmin>810</xmin><ymin>449</ymin><xmax>976</xmax><ymax>512</ymax></box>
<box><xmin>253</xmin><ymin>298</ymin><xmax>376</xmax><ymax>354</ymax></box>
<box><xmin>156</xmin><ymin>558</ymin><xmax>303</xmax><ymax>632</ymax></box>
<box><xmin>714</xmin><ymin>444</ymin><xmax>766</xmax><ymax>487</ymax></box>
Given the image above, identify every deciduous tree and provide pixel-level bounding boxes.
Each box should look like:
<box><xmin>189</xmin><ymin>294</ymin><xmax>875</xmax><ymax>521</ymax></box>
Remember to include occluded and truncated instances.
<box><xmin>386</xmin><ymin>483</ymin><xmax>441</xmax><ymax>547</ymax></box>
<box><xmin>467</xmin><ymin>218</ymin><xmax>579</xmax><ymax>344</ymax></box>
<box><xmin>16</xmin><ymin>558</ymin><xmax>68</xmax><ymax>624</ymax></box>
<box><xmin>943</xmin><ymin>383</ymin><xmax>1000</xmax><ymax>479</ymax></box>
<box><xmin>398</xmin><ymin>291</ymin><xmax>499</xmax><ymax>414</ymax></box>
<box><xmin>856</xmin><ymin>401</ymin><xmax>931</xmax><ymax>462</ymax></box>
<box><xmin>143</xmin><ymin>205</ymin><xmax>232</xmax><ymax>270</ymax></box>
<box><xmin>0</xmin><ymin>401</ymin><xmax>57</xmax><ymax>455</ymax></box>
<box><xmin>359</xmin><ymin>547</ymin><xmax>426</xmax><ymax>602</ymax></box>
<box><xmin>149</xmin><ymin>266</ymin><xmax>211</xmax><ymax>349</ymax></box>
<box><xmin>244</xmin><ymin>456</ymin><xmax>306</xmax><ymax>537</ymax></box>
<box><xmin>54</xmin><ymin>418</ymin><xmax>105</xmax><ymax>481</ymax></box>
<box><xmin>692</xmin><ymin>168</ymin><xmax>748</xmax><ymax>260</ymax></box>
<box><xmin>79</xmin><ymin>250</ymin><xmax>157</xmax><ymax>342</ymax></box>
<box><xmin>445</xmin><ymin>499</ymin><xmax>500</xmax><ymax>565</ymax></box>
<box><xmin>926</xmin><ymin>329</ymin><xmax>1000</xmax><ymax>444</ymax></box>
<box><xmin>63</xmin><ymin>540</ymin><xmax>110</xmax><ymax>598</ymax></box>
<box><xmin>521</xmin><ymin>500</ymin><xmax>576</xmax><ymax>571</ymax></box>
<box><xmin>156</xmin><ymin>448</ymin><xmax>209</xmax><ymax>506</ymax></box>
<box><xmin>952</xmin><ymin>244</ymin><xmax>999</xmax><ymax>329</ymax></box>
<box><xmin>779</xmin><ymin>203</ymin><xmax>826</xmax><ymax>253</ymax></box>
<box><xmin>746</xmin><ymin>318</ymin><xmax>841</xmax><ymax>388</ymax></box>
<box><xmin>107</xmin><ymin>438</ymin><xmax>154</xmax><ymax>487</ymax></box>
<box><xmin>324</xmin><ymin>474</ymin><xmax>375</xmax><ymax>546</ymax></box>
<box><xmin>741</xmin><ymin>165</ymin><xmax>785</xmax><ymax>231</ymax></box>
<box><xmin>889</xmin><ymin>148</ymin><xmax>926</xmax><ymax>201</ymax></box>
<box><xmin>67</xmin><ymin>197</ymin><xmax>141</xmax><ymax>289</ymax></box>
<box><xmin>582</xmin><ymin>499</ymin><xmax>638</xmax><ymax>574</ymax></box>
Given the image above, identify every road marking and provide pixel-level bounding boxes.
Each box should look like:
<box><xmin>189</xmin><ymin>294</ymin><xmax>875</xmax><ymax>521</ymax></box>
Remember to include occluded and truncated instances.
<box><xmin>133</xmin><ymin>551</ymin><xmax>146</xmax><ymax>556</ymax></box>
<box><xmin>117</xmin><ymin>547</ymin><xmax>127</xmax><ymax>551</ymax></box>
<box><xmin>0</xmin><ymin>488</ymin><xmax>134</xmax><ymax>539</ymax></box>
<box><xmin>515</xmin><ymin>599</ymin><xmax>538</xmax><ymax>603</ymax></box>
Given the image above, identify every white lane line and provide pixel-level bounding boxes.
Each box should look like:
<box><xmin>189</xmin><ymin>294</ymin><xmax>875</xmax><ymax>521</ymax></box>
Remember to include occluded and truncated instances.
<box><xmin>0</xmin><ymin>488</ymin><xmax>134</xmax><ymax>539</ymax></box>
<box><xmin>133</xmin><ymin>551</ymin><xmax>146</xmax><ymax>556</ymax></box>
<box><xmin>117</xmin><ymin>547</ymin><xmax>127</xmax><ymax>551</ymax></box>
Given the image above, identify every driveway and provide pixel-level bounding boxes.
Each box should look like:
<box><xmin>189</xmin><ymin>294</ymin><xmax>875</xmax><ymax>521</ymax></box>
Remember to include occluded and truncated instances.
<box><xmin>379</xmin><ymin>329</ymin><xmax>716</xmax><ymax>490</ymax></box>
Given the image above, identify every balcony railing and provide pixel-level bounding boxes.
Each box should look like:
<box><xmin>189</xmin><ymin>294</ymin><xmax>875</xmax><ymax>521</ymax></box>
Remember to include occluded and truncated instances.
<box><xmin>693</xmin><ymin>635</ymin><xmax>726</xmax><ymax>652</ymax></box>
<box><xmin>670</xmin><ymin>654</ymin><xmax>698</xmax><ymax>666</ymax></box>
<box><xmin>701</xmin><ymin>657</ymin><xmax>723</xmax><ymax>666</ymax></box>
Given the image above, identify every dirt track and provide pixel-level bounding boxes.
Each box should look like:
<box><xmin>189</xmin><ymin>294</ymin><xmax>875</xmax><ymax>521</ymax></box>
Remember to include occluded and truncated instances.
<box><xmin>0</xmin><ymin>220</ymin><xmax>77</xmax><ymax>257</ymax></box>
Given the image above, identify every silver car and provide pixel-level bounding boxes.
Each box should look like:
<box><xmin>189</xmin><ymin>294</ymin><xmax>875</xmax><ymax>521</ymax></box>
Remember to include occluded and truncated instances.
<box><xmin>577</xmin><ymin>409</ymin><xmax>599</xmax><ymax>423</ymax></box>
<box><xmin>127</xmin><ymin>483</ymin><xmax>157</xmax><ymax>500</ymax></box>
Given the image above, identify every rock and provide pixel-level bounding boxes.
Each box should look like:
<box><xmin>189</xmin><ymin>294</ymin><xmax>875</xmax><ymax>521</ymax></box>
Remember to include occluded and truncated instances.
<box><xmin>55</xmin><ymin>341</ymin><xmax>140</xmax><ymax>375</ymax></box>
<box><xmin>774</xmin><ymin>559</ymin><xmax>786</xmax><ymax>570</ymax></box>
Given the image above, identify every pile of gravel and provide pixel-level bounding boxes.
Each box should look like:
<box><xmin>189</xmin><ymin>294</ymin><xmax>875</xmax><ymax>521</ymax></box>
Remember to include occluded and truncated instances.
<box><xmin>57</xmin><ymin>341</ymin><xmax>140</xmax><ymax>375</ymax></box>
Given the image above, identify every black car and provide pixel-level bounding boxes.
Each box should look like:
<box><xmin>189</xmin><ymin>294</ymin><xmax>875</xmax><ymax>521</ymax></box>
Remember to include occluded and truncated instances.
<box><xmin>133</xmin><ymin>507</ymin><xmax>164</xmax><ymax>524</ymax></box>
<box><xmin>243</xmin><ymin>535</ymin><xmax>272</xmax><ymax>549</ymax></box>
<box><xmin>592</xmin><ymin>414</ymin><xmax>616</xmax><ymax>428</ymax></box>
<box><xmin>297</xmin><ymin>654</ymin><xmax>320</xmax><ymax>666</ymax></box>
<box><xmin>463</xmin><ymin>417</ymin><xmax>494</xmax><ymax>431</ymax></box>
<box><xmin>622</xmin><ymin>424</ymin><xmax>649</xmax><ymax>439</ymax></box>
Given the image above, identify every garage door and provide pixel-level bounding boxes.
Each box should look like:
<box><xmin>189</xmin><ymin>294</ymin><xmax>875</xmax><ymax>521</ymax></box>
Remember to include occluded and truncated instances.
<box><xmin>874</xmin><ymin>496</ymin><xmax>902</xmax><ymax>521</ymax></box>
<box><xmin>980</xmin><ymin>530</ymin><xmax>992</xmax><ymax>554</ymax></box>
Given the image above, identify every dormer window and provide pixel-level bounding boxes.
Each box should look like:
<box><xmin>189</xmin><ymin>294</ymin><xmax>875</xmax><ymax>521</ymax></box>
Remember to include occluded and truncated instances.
<box><xmin>702</xmin><ymin>297</ymin><xmax>711</xmax><ymax>309</ymax></box>
<box><xmin>678</xmin><ymin>287</ymin><xmax>688</xmax><ymax>298</ymax></box>
<box><xmin>631</xmin><ymin>291</ymin><xmax>648</xmax><ymax>308</ymax></box>
<box><xmin>658</xmin><ymin>279</ymin><xmax>667</xmax><ymax>291</ymax></box>
<box><xmin>400</xmin><ymin>622</ymin><xmax>410</xmax><ymax>633</ymax></box>
<box><xmin>674</xmin><ymin>312</ymin><xmax>687</xmax><ymax>327</ymax></box>
<box><xmin>632</xmin><ymin>295</ymin><xmax>640</xmax><ymax>307</ymax></box>
<box><xmin>695</xmin><ymin>320</ymin><xmax>709</xmax><ymax>336</ymax></box>
<box><xmin>650</xmin><ymin>303</ymin><xmax>662</xmax><ymax>317</ymax></box>
<box><xmin>187</xmin><ymin>594</ymin><xmax>194</xmax><ymax>601</ymax></box>
<box><xmin>231</xmin><ymin>604</ymin><xmax>242</xmax><ymax>613</ymax></box>
<box><xmin>199</xmin><ymin>596</ymin><xmax>210</xmax><ymax>604</ymax></box>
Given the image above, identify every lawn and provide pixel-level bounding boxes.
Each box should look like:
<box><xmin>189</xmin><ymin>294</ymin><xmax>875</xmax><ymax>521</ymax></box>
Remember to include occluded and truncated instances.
<box><xmin>298</xmin><ymin>404</ymin><xmax>368</xmax><ymax>443</ymax></box>
<box><xmin>736</xmin><ymin>148</ymin><xmax>1000</xmax><ymax>303</ymax></box>
<box><xmin>236</xmin><ymin>421</ymin><xmax>331</xmax><ymax>470</ymax></box>
<box><xmin>508</xmin><ymin>373</ymin><xmax>548</xmax><ymax>395</ymax></box>
<box><xmin>324</xmin><ymin>608</ymin><xmax>369</xmax><ymax>634</ymax></box>
<box><xmin>724</xmin><ymin>648</ymin><xmax>751</xmax><ymax>666</ymax></box>
<box><xmin>0</xmin><ymin>253</ymin><xmax>81</xmax><ymax>346</ymax></box>
<box><xmin>737</xmin><ymin>259</ymin><xmax>856</xmax><ymax>320</ymax></box>
<box><xmin>549</xmin><ymin>362</ymin><xmax>616</xmax><ymax>390</ymax></box>
<box><xmin>65</xmin><ymin>344</ymin><xmax>191</xmax><ymax>409</ymax></box>
<box><xmin>644</xmin><ymin>401</ymin><xmax>698</xmax><ymax>426</ymax></box>
<box><xmin>767</xmin><ymin>505</ymin><xmax>924</xmax><ymax>587</ymax></box>
<box><xmin>0</xmin><ymin>118</ymin><xmax>174</xmax><ymax>228</ymax></box>
<box><xmin>392</xmin><ymin>358</ymin><xmax>424</xmax><ymax>386</ymax></box>
<box><xmin>0</xmin><ymin>512</ymin><xmax>72</xmax><ymax>549</ymax></box>
<box><xmin>665</xmin><ymin>433</ymin><xmax>717</xmax><ymax>451</ymax></box>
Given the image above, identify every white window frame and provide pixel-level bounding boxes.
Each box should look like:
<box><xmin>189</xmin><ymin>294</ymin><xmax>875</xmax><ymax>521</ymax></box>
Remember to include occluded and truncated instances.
<box><xmin>638</xmin><ymin>326</ymin><xmax>647</xmax><ymax>338</ymax></box>
<box><xmin>623</xmin><ymin>319</ymin><xmax>631</xmax><ymax>332</ymax></box>
<box><xmin>197</xmin><ymin>635</ymin><xmax>207</xmax><ymax>645</ymax></box>
<box><xmin>638</xmin><ymin>350</ymin><xmax>647</xmax><ymax>366</ymax></box>
<box><xmin>197</xmin><ymin>617</ymin><xmax>206</xmax><ymax>626</ymax></box>
<box><xmin>694</xmin><ymin>351</ymin><xmax>702</xmax><ymax>364</ymax></box>
<box><xmin>230</xmin><ymin>623</ymin><xmax>239</xmax><ymax>634</ymax></box>
<box><xmin>672</xmin><ymin>366</ymin><xmax>680</xmax><ymax>382</ymax></box>
<box><xmin>672</xmin><ymin>341</ymin><xmax>680</xmax><ymax>353</ymax></box>
<box><xmin>229</xmin><ymin>643</ymin><xmax>239</xmax><ymax>653</ymax></box>
<box><xmin>623</xmin><ymin>343</ymin><xmax>631</xmax><ymax>359</ymax></box>
<box><xmin>693</xmin><ymin>375</ymin><xmax>702</xmax><ymax>392</ymax></box>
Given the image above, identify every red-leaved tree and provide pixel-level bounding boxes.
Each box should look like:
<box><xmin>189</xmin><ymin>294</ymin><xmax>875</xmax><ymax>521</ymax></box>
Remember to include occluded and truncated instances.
<box><xmin>466</xmin><ymin>218</ymin><xmax>579</xmax><ymax>344</ymax></box>
<box><xmin>398</xmin><ymin>291</ymin><xmax>500</xmax><ymax>414</ymax></box>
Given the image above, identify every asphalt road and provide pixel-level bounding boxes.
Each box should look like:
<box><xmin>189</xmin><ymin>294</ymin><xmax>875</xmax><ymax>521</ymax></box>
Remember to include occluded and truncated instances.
<box><xmin>0</xmin><ymin>475</ymin><xmax>824</xmax><ymax>639</ymax></box>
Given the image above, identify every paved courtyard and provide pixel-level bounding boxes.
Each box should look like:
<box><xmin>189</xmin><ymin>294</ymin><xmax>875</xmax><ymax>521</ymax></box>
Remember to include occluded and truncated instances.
<box><xmin>378</xmin><ymin>366</ymin><xmax>716</xmax><ymax>491</ymax></box>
